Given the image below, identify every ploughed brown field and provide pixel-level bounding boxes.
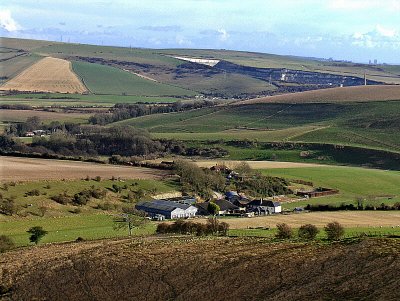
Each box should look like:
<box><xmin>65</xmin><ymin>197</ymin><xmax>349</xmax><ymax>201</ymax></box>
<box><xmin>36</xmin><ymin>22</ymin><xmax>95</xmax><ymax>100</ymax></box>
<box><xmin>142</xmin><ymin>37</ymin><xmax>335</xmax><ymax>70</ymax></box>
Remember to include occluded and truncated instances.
<box><xmin>0</xmin><ymin>57</ymin><xmax>87</xmax><ymax>93</ymax></box>
<box><xmin>0</xmin><ymin>156</ymin><xmax>166</xmax><ymax>181</ymax></box>
<box><xmin>236</xmin><ymin>85</ymin><xmax>400</xmax><ymax>105</ymax></box>
<box><xmin>1</xmin><ymin>237</ymin><xmax>399</xmax><ymax>301</ymax></box>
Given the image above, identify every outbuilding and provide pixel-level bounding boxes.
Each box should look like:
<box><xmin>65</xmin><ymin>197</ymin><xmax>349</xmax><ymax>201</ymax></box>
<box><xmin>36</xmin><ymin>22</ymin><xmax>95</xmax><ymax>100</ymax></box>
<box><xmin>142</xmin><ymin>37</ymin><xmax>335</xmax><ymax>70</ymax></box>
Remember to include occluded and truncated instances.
<box><xmin>247</xmin><ymin>199</ymin><xmax>282</xmax><ymax>215</ymax></box>
<box><xmin>136</xmin><ymin>199</ymin><xmax>197</xmax><ymax>219</ymax></box>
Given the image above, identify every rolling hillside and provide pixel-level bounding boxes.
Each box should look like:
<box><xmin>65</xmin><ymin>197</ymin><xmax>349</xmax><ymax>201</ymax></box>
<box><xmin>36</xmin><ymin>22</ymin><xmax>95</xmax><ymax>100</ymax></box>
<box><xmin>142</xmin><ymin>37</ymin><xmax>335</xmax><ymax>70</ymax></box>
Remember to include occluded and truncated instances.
<box><xmin>1</xmin><ymin>237</ymin><xmax>399</xmax><ymax>301</ymax></box>
<box><xmin>2</xmin><ymin>37</ymin><xmax>400</xmax><ymax>100</ymax></box>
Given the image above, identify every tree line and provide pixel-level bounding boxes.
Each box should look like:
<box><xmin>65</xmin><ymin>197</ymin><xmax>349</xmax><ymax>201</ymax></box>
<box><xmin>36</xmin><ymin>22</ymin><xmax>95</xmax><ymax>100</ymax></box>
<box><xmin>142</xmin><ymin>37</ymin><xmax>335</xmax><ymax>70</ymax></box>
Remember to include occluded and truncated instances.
<box><xmin>89</xmin><ymin>100</ymin><xmax>219</xmax><ymax>125</ymax></box>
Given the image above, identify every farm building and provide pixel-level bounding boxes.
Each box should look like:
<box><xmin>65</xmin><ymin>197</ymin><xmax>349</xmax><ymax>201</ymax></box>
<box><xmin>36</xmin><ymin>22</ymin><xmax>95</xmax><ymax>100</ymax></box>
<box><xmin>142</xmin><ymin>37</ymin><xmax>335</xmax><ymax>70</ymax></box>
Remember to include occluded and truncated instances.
<box><xmin>296</xmin><ymin>188</ymin><xmax>339</xmax><ymax>198</ymax></box>
<box><xmin>135</xmin><ymin>200</ymin><xmax>197</xmax><ymax>219</ymax></box>
<box><xmin>163</xmin><ymin>196</ymin><xmax>196</xmax><ymax>205</ymax></box>
<box><xmin>196</xmin><ymin>199</ymin><xmax>242</xmax><ymax>216</ymax></box>
<box><xmin>247</xmin><ymin>199</ymin><xmax>282</xmax><ymax>215</ymax></box>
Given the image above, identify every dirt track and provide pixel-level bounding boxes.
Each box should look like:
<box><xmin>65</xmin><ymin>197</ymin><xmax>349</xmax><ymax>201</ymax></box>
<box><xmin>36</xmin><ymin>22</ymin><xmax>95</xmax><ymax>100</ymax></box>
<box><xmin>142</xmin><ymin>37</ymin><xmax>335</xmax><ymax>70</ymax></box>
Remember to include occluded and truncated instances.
<box><xmin>0</xmin><ymin>56</ymin><xmax>87</xmax><ymax>93</ymax></box>
<box><xmin>0</xmin><ymin>156</ymin><xmax>166</xmax><ymax>181</ymax></box>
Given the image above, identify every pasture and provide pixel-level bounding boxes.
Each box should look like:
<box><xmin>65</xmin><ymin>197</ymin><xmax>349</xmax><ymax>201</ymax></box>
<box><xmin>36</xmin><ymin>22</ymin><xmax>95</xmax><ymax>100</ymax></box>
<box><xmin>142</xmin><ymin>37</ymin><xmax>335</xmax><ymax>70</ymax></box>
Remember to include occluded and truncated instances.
<box><xmin>1</xmin><ymin>214</ymin><xmax>156</xmax><ymax>246</ymax></box>
<box><xmin>261</xmin><ymin>166</ymin><xmax>400</xmax><ymax>208</ymax></box>
<box><xmin>1</xmin><ymin>57</ymin><xmax>87</xmax><ymax>93</ymax></box>
<box><xmin>72</xmin><ymin>61</ymin><xmax>196</xmax><ymax>96</ymax></box>
<box><xmin>0</xmin><ymin>93</ymin><xmax>183</xmax><ymax>107</ymax></box>
<box><xmin>116</xmin><ymin>100</ymin><xmax>400</xmax><ymax>153</ymax></box>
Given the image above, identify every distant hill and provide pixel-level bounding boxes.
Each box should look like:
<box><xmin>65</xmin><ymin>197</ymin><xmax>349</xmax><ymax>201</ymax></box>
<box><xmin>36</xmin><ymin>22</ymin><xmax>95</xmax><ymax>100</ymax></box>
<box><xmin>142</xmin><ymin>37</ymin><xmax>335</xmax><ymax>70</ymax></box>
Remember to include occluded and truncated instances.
<box><xmin>2</xmin><ymin>37</ymin><xmax>400</xmax><ymax>98</ymax></box>
<box><xmin>1</xmin><ymin>237</ymin><xmax>399</xmax><ymax>301</ymax></box>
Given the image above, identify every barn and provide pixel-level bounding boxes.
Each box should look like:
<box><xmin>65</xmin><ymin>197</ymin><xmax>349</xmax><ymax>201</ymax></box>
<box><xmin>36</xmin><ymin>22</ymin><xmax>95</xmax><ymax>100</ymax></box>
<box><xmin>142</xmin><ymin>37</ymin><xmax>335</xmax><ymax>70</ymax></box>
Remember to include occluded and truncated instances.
<box><xmin>135</xmin><ymin>200</ymin><xmax>198</xmax><ymax>219</ymax></box>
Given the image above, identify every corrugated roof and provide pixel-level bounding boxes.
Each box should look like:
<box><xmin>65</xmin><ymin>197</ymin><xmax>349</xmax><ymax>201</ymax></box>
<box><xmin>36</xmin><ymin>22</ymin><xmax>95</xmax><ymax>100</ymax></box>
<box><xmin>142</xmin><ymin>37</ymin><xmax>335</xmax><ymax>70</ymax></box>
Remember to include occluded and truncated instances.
<box><xmin>136</xmin><ymin>200</ymin><xmax>192</xmax><ymax>212</ymax></box>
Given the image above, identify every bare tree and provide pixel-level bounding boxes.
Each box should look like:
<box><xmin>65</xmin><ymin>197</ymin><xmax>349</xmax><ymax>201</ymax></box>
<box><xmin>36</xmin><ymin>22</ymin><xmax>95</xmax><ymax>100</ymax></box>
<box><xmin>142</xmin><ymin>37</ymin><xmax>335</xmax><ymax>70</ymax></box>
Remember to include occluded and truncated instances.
<box><xmin>113</xmin><ymin>209</ymin><xmax>148</xmax><ymax>236</ymax></box>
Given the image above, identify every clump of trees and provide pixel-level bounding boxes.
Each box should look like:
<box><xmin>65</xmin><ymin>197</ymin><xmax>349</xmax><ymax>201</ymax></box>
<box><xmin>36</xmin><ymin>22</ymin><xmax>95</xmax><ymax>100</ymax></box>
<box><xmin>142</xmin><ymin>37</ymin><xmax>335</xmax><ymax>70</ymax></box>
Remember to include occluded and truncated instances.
<box><xmin>305</xmin><ymin>202</ymin><xmax>400</xmax><ymax>212</ymax></box>
<box><xmin>174</xmin><ymin>160</ymin><xmax>225</xmax><ymax>199</ymax></box>
<box><xmin>89</xmin><ymin>100</ymin><xmax>219</xmax><ymax>125</ymax></box>
<box><xmin>156</xmin><ymin>217</ymin><xmax>229</xmax><ymax>236</ymax></box>
<box><xmin>275</xmin><ymin>222</ymin><xmax>345</xmax><ymax>241</ymax></box>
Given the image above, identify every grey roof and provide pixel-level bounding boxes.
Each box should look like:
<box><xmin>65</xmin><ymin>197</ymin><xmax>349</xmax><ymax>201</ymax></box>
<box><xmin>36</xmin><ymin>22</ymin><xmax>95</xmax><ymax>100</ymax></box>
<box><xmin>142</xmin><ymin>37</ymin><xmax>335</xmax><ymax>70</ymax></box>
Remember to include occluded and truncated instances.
<box><xmin>248</xmin><ymin>200</ymin><xmax>281</xmax><ymax>207</ymax></box>
<box><xmin>214</xmin><ymin>199</ymin><xmax>239</xmax><ymax>211</ymax></box>
<box><xmin>136</xmin><ymin>200</ymin><xmax>192</xmax><ymax>212</ymax></box>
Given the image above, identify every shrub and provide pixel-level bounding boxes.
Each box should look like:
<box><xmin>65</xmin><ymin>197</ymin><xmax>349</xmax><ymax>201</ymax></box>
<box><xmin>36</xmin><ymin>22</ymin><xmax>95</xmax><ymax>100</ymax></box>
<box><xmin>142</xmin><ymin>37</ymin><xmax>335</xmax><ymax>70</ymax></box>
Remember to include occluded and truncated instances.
<box><xmin>27</xmin><ymin>226</ymin><xmax>48</xmax><ymax>244</ymax></box>
<box><xmin>324</xmin><ymin>221</ymin><xmax>345</xmax><ymax>240</ymax></box>
<box><xmin>75</xmin><ymin>237</ymin><xmax>85</xmax><ymax>242</ymax></box>
<box><xmin>24</xmin><ymin>189</ymin><xmax>41</xmax><ymax>197</ymax></box>
<box><xmin>69</xmin><ymin>207</ymin><xmax>82</xmax><ymax>214</ymax></box>
<box><xmin>96</xmin><ymin>202</ymin><xmax>115</xmax><ymax>211</ymax></box>
<box><xmin>0</xmin><ymin>235</ymin><xmax>15</xmax><ymax>253</ymax></box>
<box><xmin>276</xmin><ymin>223</ymin><xmax>293</xmax><ymax>239</ymax></box>
<box><xmin>0</xmin><ymin>198</ymin><xmax>17</xmax><ymax>215</ymax></box>
<box><xmin>93</xmin><ymin>176</ymin><xmax>101</xmax><ymax>182</ymax></box>
<box><xmin>298</xmin><ymin>224</ymin><xmax>319</xmax><ymax>240</ymax></box>
<box><xmin>218</xmin><ymin>221</ymin><xmax>229</xmax><ymax>236</ymax></box>
<box><xmin>156</xmin><ymin>222</ymin><xmax>172</xmax><ymax>234</ymax></box>
<box><xmin>51</xmin><ymin>192</ymin><xmax>71</xmax><ymax>205</ymax></box>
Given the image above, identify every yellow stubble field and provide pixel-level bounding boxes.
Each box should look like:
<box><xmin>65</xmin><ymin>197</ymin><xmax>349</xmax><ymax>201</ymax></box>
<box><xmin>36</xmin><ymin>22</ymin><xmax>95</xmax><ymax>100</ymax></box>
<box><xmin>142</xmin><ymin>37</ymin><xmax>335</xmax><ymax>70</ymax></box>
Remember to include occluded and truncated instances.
<box><xmin>0</xmin><ymin>57</ymin><xmax>87</xmax><ymax>93</ymax></box>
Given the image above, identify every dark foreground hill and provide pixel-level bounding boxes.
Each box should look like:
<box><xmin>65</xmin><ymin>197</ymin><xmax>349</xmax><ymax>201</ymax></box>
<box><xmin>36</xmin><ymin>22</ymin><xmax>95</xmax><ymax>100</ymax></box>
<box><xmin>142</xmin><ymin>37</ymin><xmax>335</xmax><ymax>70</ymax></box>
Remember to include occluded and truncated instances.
<box><xmin>1</xmin><ymin>237</ymin><xmax>399</xmax><ymax>301</ymax></box>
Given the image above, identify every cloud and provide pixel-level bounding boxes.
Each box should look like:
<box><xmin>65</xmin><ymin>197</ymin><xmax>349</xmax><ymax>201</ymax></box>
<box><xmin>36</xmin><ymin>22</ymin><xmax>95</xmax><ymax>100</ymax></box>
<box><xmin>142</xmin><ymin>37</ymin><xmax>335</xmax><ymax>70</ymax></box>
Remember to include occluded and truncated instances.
<box><xmin>217</xmin><ymin>28</ymin><xmax>229</xmax><ymax>41</ymax></box>
<box><xmin>375</xmin><ymin>24</ymin><xmax>396</xmax><ymax>38</ymax></box>
<box><xmin>59</xmin><ymin>22</ymin><xmax>66</xmax><ymax>26</ymax></box>
<box><xmin>351</xmin><ymin>25</ymin><xmax>400</xmax><ymax>49</ymax></box>
<box><xmin>0</xmin><ymin>9</ymin><xmax>21</xmax><ymax>32</ymax></box>
<box><xmin>328</xmin><ymin>0</ymin><xmax>400</xmax><ymax>11</ymax></box>
<box><xmin>139</xmin><ymin>25</ymin><xmax>181</xmax><ymax>32</ymax></box>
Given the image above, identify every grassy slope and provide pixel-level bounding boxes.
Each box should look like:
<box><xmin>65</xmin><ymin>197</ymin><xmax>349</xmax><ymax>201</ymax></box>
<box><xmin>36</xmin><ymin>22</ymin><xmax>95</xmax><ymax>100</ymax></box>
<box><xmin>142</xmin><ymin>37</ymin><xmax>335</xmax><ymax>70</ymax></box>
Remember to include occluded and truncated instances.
<box><xmin>72</xmin><ymin>61</ymin><xmax>196</xmax><ymax>96</ymax></box>
<box><xmin>114</xmin><ymin>101</ymin><xmax>400</xmax><ymax>152</ymax></box>
<box><xmin>261</xmin><ymin>166</ymin><xmax>400</xmax><ymax>209</ymax></box>
<box><xmin>0</xmin><ymin>178</ymin><xmax>176</xmax><ymax>245</ymax></box>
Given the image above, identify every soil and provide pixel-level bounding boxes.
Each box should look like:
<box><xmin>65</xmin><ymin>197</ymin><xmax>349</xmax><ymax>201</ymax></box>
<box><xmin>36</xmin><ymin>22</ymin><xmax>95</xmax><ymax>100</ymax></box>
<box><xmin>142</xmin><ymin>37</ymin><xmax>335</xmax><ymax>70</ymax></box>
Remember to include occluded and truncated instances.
<box><xmin>0</xmin><ymin>156</ymin><xmax>167</xmax><ymax>181</ymax></box>
<box><xmin>1</xmin><ymin>236</ymin><xmax>399</xmax><ymax>301</ymax></box>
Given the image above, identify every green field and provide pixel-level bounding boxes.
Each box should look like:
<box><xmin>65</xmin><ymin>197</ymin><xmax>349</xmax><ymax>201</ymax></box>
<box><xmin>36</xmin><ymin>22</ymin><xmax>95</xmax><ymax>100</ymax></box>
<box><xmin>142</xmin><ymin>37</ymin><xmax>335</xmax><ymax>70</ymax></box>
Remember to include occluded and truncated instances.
<box><xmin>0</xmin><ymin>178</ymin><xmax>176</xmax><ymax>246</ymax></box>
<box><xmin>0</xmin><ymin>93</ymin><xmax>185</xmax><ymax>107</ymax></box>
<box><xmin>72</xmin><ymin>61</ymin><xmax>196</xmax><ymax>96</ymax></box>
<box><xmin>0</xmin><ymin>179</ymin><xmax>175</xmax><ymax>221</ymax></box>
<box><xmin>261</xmin><ymin>166</ymin><xmax>400</xmax><ymax>209</ymax></box>
<box><xmin>114</xmin><ymin>101</ymin><xmax>400</xmax><ymax>152</ymax></box>
<box><xmin>1</xmin><ymin>214</ymin><xmax>156</xmax><ymax>247</ymax></box>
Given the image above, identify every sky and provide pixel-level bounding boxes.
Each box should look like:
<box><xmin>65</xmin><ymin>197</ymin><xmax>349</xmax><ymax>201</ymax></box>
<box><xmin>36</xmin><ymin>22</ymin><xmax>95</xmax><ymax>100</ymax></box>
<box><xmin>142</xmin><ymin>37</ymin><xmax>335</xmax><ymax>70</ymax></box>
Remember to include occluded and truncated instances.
<box><xmin>1</xmin><ymin>0</ymin><xmax>400</xmax><ymax>64</ymax></box>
